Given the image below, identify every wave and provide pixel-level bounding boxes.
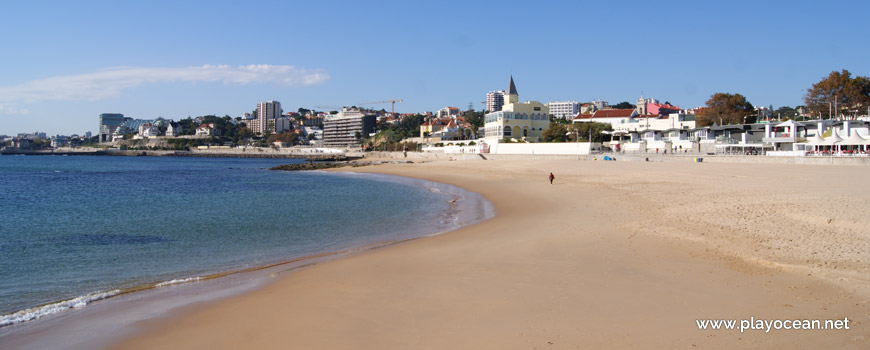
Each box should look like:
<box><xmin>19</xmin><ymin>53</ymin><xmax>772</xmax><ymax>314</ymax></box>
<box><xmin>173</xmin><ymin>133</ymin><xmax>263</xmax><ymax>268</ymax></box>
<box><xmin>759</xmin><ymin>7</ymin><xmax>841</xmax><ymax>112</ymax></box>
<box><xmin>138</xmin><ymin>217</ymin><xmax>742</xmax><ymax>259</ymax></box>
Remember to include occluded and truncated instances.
<box><xmin>0</xmin><ymin>289</ymin><xmax>120</xmax><ymax>327</ymax></box>
<box><xmin>155</xmin><ymin>277</ymin><xmax>202</xmax><ymax>287</ymax></box>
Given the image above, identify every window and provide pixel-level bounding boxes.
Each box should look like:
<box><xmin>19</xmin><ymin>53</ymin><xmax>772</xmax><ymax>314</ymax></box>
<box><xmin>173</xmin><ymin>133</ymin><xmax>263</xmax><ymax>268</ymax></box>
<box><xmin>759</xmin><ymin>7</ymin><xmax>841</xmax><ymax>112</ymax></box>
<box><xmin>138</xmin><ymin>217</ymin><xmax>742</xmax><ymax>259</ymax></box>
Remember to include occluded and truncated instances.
<box><xmin>503</xmin><ymin>126</ymin><xmax>512</xmax><ymax>137</ymax></box>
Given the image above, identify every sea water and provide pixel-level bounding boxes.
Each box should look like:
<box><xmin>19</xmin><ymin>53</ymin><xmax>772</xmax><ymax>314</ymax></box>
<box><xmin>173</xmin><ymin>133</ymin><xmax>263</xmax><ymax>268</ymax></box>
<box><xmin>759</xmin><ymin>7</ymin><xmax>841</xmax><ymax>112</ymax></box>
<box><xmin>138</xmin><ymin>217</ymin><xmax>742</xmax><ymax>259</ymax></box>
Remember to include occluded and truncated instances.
<box><xmin>0</xmin><ymin>155</ymin><xmax>491</xmax><ymax>327</ymax></box>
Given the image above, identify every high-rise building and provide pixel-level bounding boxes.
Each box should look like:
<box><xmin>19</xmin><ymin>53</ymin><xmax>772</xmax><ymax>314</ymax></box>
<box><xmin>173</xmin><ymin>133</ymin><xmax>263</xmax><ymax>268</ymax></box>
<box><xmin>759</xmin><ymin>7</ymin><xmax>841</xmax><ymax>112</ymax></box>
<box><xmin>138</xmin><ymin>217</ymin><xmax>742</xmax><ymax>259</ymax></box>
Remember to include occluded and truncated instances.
<box><xmin>547</xmin><ymin>101</ymin><xmax>581</xmax><ymax>119</ymax></box>
<box><xmin>486</xmin><ymin>90</ymin><xmax>505</xmax><ymax>112</ymax></box>
<box><xmin>98</xmin><ymin>113</ymin><xmax>126</xmax><ymax>142</ymax></box>
<box><xmin>252</xmin><ymin>100</ymin><xmax>282</xmax><ymax>135</ymax></box>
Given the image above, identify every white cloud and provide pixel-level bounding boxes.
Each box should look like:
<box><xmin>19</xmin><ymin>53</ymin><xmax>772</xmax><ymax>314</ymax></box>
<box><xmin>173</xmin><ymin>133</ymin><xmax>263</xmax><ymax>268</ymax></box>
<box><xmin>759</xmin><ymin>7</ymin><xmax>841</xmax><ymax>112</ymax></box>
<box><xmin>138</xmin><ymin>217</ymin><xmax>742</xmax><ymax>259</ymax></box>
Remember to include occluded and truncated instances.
<box><xmin>0</xmin><ymin>105</ymin><xmax>30</xmax><ymax>115</ymax></box>
<box><xmin>0</xmin><ymin>64</ymin><xmax>329</xmax><ymax>105</ymax></box>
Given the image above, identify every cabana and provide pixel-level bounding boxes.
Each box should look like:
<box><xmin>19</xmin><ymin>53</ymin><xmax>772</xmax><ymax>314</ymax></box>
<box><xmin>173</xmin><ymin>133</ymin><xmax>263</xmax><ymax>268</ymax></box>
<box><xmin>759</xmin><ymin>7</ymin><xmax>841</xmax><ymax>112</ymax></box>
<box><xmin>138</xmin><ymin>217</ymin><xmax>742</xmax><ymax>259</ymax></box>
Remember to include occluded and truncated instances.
<box><xmin>837</xmin><ymin>133</ymin><xmax>870</xmax><ymax>155</ymax></box>
<box><xmin>801</xmin><ymin>134</ymin><xmax>826</xmax><ymax>154</ymax></box>
<box><xmin>817</xmin><ymin>132</ymin><xmax>843</xmax><ymax>155</ymax></box>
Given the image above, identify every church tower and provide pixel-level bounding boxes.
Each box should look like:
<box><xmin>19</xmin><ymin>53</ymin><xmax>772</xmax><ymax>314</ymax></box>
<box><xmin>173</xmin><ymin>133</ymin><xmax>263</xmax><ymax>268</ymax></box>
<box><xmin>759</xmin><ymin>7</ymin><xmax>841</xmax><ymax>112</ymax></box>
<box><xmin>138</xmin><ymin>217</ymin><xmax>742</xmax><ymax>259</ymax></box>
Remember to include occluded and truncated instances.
<box><xmin>506</xmin><ymin>75</ymin><xmax>519</xmax><ymax>104</ymax></box>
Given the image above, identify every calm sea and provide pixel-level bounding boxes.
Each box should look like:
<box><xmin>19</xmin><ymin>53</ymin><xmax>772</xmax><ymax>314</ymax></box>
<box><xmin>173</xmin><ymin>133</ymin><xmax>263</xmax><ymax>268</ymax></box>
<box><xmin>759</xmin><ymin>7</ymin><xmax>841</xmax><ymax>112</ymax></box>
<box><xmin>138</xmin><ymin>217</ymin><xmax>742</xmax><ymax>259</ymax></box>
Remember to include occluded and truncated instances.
<box><xmin>0</xmin><ymin>155</ymin><xmax>490</xmax><ymax>327</ymax></box>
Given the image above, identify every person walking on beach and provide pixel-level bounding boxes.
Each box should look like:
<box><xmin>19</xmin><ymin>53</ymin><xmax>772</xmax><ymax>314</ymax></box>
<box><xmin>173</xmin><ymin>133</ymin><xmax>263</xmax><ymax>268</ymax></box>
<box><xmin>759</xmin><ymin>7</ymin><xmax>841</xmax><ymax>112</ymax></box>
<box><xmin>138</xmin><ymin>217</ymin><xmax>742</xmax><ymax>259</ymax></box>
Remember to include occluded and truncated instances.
<box><xmin>548</xmin><ymin>172</ymin><xmax>555</xmax><ymax>184</ymax></box>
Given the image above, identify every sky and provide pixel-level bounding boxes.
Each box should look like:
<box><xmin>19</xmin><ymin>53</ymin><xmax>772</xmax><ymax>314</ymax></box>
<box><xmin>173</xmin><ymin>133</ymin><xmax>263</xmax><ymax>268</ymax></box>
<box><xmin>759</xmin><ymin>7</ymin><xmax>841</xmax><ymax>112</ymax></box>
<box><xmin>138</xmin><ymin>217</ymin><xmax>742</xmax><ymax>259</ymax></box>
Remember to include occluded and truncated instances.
<box><xmin>1</xmin><ymin>0</ymin><xmax>868</xmax><ymax>136</ymax></box>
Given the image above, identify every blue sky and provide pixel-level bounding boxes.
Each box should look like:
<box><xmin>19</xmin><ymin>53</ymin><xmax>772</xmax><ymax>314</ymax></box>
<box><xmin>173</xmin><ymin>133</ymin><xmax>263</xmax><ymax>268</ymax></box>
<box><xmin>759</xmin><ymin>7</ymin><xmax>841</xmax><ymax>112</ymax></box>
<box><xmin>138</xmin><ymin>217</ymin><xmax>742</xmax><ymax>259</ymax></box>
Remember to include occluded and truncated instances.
<box><xmin>1</xmin><ymin>0</ymin><xmax>868</xmax><ymax>135</ymax></box>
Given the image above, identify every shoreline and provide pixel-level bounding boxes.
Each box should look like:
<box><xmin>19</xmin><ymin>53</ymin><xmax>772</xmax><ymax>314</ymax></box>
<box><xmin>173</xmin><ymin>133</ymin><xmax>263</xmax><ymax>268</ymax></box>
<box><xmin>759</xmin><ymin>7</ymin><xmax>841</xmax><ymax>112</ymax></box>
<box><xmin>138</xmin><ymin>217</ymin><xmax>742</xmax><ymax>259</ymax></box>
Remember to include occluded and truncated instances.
<box><xmin>0</xmin><ymin>170</ymin><xmax>493</xmax><ymax>349</ymax></box>
<box><xmin>111</xmin><ymin>159</ymin><xmax>868</xmax><ymax>349</ymax></box>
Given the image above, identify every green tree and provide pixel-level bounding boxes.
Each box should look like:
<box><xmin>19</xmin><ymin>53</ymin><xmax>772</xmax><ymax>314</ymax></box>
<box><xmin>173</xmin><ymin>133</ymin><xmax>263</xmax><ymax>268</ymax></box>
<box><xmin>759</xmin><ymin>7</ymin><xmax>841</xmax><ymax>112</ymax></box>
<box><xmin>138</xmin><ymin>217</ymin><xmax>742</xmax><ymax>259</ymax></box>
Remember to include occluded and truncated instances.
<box><xmin>774</xmin><ymin>106</ymin><xmax>797</xmax><ymax>120</ymax></box>
<box><xmin>463</xmin><ymin>109</ymin><xmax>485</xmax><ymax>135</ymax></box>
<box><xmin>572</xmin><ymin>122</ymin><xmax>613</xmax><ymax>142</ymax></box>
<box><xmin>541</xmin><ymin>122</ymin><xmax>569</xmax><ymax>142</ymax></box>
<box><xmin>612</xmin><ymin>101</ymin><xmax>634</xmax><ymax>109</ymax></box>
<box><xmin>697</xmin><ymin>93</ymin><xmax>755</xmax><ymax>127</ymax></box>
<box><xmin>804</xmin><ymin>69</ymin><xmax>870</xmax><ymax>119</ymax></box>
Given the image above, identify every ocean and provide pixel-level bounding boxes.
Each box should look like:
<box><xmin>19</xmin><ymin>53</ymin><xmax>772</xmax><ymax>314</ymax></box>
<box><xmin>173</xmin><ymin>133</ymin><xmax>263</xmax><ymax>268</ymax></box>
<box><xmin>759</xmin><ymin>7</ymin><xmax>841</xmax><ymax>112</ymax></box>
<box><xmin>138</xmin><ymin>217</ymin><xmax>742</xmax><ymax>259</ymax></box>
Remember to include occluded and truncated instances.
<box><xmin>0</xmin><ymin>155</ymin><xmax>492</xmax><ymax>328</ymax></box>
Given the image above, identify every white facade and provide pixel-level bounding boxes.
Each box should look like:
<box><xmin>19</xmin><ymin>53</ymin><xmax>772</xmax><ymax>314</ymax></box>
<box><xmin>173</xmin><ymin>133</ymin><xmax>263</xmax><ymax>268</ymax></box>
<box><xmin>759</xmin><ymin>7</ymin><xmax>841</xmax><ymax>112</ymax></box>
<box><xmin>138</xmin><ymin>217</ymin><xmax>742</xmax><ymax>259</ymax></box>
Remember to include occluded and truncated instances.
<box><xmin>137</xmin><ymin>123</ymin><xmax>159</xmax><ymax>138</ymax></box>
<box><xmin>435</xmin><ymin>107</ymin><xmax>460</xmax><ymax>118</ymax></box>
<box><xmin>252</xmin><ymin>100</ymin><xmax>282</xmax><ymax>135</ymax></box>
<box><xmin>166</xmin><ymin>123</ymin><xmax>181</xmax><ymax>137</ymax></box>
<box><xmin>486</xmin><ymin>90</ymin><xmax>505</xmax><ymax>112</ymax></box>
<box><xmin>547</xmin><ymin>101</ymin><xmax>581</xmax><ymax>119</ymax></box>
<box><xmin>574</xmin><ymin>112</ymin><xmax>696</xmax><ymax>133</ymax></box>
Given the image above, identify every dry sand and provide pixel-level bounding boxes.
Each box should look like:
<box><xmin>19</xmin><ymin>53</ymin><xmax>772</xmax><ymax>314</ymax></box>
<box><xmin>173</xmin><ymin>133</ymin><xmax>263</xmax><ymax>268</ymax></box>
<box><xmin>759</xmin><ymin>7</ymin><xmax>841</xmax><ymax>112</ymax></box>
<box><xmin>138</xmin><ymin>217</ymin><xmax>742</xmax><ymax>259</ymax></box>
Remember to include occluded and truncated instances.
<box><xmin>114</xmin><ymin>159</ymin><xmax>870</xmax><ymax>349</ymax></box>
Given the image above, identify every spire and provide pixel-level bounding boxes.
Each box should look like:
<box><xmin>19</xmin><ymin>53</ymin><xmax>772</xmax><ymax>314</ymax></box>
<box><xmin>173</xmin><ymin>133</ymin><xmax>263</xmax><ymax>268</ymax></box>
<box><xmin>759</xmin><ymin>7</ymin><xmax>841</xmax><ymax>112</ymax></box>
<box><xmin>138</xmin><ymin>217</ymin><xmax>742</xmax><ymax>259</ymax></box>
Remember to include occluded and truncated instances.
<box><xmin>508</xmin><ymin>75</ymin><xmax>518</xmax><ymax>96</ymax></box>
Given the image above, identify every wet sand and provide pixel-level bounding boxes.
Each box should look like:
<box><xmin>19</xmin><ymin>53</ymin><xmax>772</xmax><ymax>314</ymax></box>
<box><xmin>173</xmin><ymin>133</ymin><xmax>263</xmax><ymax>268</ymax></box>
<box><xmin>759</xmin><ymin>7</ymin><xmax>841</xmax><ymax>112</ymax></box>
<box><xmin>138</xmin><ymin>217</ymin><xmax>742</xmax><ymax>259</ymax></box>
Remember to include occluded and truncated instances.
<box><xmin>114</xmin><ymin>159</ymin><xmax>869</xmax><ymax>349</ymax></box>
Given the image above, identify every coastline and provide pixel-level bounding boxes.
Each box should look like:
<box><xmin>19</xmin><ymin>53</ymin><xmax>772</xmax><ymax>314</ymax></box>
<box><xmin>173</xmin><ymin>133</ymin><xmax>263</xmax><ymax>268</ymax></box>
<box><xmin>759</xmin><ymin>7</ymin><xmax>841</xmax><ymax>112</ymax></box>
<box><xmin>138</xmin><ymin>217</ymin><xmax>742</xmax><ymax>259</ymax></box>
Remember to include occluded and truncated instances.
<box><xmin>0</xmin><ymin>169</ymin><xmax>491</xmax><ymax>349</ymax></box>
<box><xmin>109</xmin><ymin>159</ymin><xmax>869</xmax><ymax>349</ymax></box>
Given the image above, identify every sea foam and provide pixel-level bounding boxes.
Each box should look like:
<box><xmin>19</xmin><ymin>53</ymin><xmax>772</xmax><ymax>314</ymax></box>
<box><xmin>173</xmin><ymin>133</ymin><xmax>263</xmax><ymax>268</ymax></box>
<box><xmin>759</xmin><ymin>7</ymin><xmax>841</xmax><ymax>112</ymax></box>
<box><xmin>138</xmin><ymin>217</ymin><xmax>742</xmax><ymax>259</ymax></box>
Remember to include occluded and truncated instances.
<box><xmin>0</xmin><ymin>289</ymin><xmax>121</xmax><ymax>327</ymax></box>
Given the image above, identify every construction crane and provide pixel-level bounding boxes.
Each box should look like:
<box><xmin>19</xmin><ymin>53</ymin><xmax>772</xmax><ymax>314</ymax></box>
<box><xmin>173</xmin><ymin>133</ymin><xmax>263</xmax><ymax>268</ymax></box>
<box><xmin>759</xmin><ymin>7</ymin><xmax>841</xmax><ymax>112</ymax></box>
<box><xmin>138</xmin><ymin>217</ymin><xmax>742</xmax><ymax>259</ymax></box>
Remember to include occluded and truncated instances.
<box><xmin>359</xmin><ymin>99</ymin><xmax>403</xmax><ymax>114</ymax></box>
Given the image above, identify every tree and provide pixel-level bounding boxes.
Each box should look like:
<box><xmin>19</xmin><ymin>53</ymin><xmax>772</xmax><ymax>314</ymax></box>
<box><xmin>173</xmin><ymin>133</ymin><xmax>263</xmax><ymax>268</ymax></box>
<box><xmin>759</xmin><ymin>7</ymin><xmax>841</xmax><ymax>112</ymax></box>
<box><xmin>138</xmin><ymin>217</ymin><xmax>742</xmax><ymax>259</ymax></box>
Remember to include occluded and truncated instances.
<box><xmin>463</xmin><ymin>109</ymin><xmax>485</xmax><ymax>135</ymax></box>
<box><xmin>774</xmin><ymin>106</ymin><xmax>797</xmax><ymax>120</ymax></box>
<box><xmin>612</xmin><ymin>101</ymin><xmax>634</xmax><ymax>109</ymax></box>
<box><xmin>804</xmin><ymin>69</ymin><xmax>870</xmax><ymax>119</ymax></box>
<box><xmin>572</xmin><ymin>122</ymin><xmax>613</xmax><ymax>142</ymax></box>
<box><xmin>541</xmin><ymin>122</ymin><xmax>569</xmax><ymax>142</ymax></box>
<box><xmin>697</xmin><ymin>93</ymin><xmax>755</xmax><ymax>127</ymax></box>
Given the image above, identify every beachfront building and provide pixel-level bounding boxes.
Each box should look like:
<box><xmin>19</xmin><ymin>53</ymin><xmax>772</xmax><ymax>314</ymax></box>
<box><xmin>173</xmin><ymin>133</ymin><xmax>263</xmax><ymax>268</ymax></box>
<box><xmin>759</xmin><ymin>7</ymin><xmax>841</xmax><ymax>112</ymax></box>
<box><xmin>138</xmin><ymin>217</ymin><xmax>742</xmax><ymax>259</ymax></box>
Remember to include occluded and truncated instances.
<box><xmin>574</xmin><ymin>110</ymin><xmax>696</xmax><ymax>133</ymax></box>
<box><xmin>482</xmin><ymin>76</ymin><xmax>550</xmax><ymax>142</ymax></box>
<box><xmin>547</xmin><ymin>101</ymin><xmax>581</xmax><ymax>120</ymax></box>
<box><xmin>486</xmin><ymin>90</ymin><xmax>505</xmax><ymax>112</ymax></box>
<box><xmin>322</xmin><ymin>107</ymin><xmax>377</xmax><ymax>148</ymax></box>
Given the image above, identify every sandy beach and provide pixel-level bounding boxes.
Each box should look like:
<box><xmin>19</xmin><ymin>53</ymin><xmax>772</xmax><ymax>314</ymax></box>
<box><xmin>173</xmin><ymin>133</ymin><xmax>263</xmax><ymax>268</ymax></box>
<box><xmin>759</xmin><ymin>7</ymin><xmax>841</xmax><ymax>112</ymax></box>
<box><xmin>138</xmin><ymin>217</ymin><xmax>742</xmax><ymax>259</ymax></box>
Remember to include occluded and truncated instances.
<box><xmin>114</xmin><ymin>159</ymin><xmax>869</xmax><ymax>349</ymax></box>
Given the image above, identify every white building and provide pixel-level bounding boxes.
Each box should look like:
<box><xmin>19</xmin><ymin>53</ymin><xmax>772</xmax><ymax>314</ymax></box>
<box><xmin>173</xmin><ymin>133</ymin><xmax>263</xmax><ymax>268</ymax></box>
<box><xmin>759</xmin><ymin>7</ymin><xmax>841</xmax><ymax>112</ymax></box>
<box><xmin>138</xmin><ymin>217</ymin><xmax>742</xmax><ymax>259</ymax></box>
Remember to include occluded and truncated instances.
<box><xmin>435</xmin><ymin>106</ymin><xmax>461</xmax><ymax>118</ymax></box>
<box><xmin>573</xmin><ymin>109</ymin><xmax>696</xmax><ymax>133</ymax></box>
<box><xmin>196</xmin><ymin>123</ymin><xmax>219</xmax><ymax>136</ymax></box>
<box><xmin>136</xmin><ymin>123</ymin><xmax>159</xmax><ymax>139</ymax></box>
<box><xmin>166</xmin><ymin>123</ymin><xmax>181</xmax><ymax>137</ymax></box>
<box><xmin>486</xmin><ymin>90</ymin><xmax>505</xmax><ymax>112</ymax></box>
<box><xmin>547</xmin><ymin>101</ymin><xmax>581</xmax><ymax>119</ymax></box>
<box><xmin>251</xmin><ymin>100</ymin><xmax>282</xmax><ymax>135</ymax></box>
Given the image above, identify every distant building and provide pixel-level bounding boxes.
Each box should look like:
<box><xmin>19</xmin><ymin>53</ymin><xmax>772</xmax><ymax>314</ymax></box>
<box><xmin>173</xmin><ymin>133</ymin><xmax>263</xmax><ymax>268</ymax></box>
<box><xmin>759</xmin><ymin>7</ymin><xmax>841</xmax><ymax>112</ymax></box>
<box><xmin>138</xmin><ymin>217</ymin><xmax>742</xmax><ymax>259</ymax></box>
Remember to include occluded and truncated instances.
<box><xmin>322</xmin><ymin>107</ymin><xmax>377</xmax><ymax>148</ymax></box>
<box><xmin>547</xmin><ymin>101</ymin><xmax>581</xmax><ymax>119</ymax></box>
<box><xmin>636</xmin><ymin>97</ymin><xmax>680</xmax><ymax>116</ymax></box>
<box><xmin>195</xmin><ymin>123</ymin><xmax>220</xmax><ymax>137</ymax></box>
<box><xmin>135</xmin><ymin>123</ymin><xmax>159</xmax><ymax>139</ymax></box>
<box><xmin>483</xmin><ymin>76</ymin><xmax>550</xmax><ymax>141</ymax></box>
<box><xmin>166</xmin><ymin>123</ymin><xmax>182</xmax><ymax>137</ymax></box>
<box><xmin>50</xmin><ymin>136</ymin><xmax>70</xmax><ymax>148</ymax></box>
<box><xmin>486</xmin><ymin>90</ymin><xmax>505</xmax><ymax>112</ymax></box>
<box><xmin>435</xmin><ymin>106</ymin><xmax>461</xmax><ymax>118</ymax></box>
<box><xmin>98</xmin><ymin>113</ymin><xmax>125</xmax><ymax>142</ymax></box>
<box><xmin>251</xmin><ymin>100</ymin><xmax>283</xmax><ymax>135</ymax></box>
